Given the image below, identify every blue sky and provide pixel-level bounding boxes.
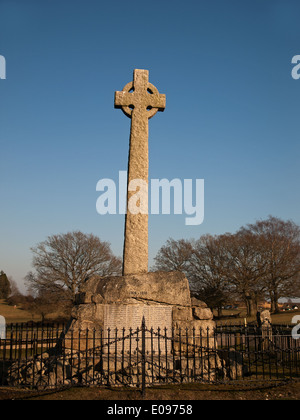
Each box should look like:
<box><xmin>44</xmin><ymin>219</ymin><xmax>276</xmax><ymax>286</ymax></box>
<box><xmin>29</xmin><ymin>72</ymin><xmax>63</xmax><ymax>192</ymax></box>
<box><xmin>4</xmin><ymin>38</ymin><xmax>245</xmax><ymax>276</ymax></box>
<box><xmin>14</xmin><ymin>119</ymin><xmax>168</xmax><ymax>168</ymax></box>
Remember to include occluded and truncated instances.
<box><xmin>0</xmin><ymin>0</ymin><xmax>299</xmax><ymax>291</ymax></box>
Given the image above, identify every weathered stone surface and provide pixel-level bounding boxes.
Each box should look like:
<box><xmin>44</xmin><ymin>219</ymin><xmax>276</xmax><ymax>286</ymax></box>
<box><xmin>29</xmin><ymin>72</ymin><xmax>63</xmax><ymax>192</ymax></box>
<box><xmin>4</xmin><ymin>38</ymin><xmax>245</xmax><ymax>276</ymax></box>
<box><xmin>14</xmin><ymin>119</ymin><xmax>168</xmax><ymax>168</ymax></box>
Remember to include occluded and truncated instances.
<box><xmin>102</xmin><ymin>303</ymin><xmax>173</xmax><ymax>353</ymax></box>
<box><xmin>191</xmin><ymin>297</ymin><xmax>208</xmax><ymax>308</ymax></box>
<box><xmin>91</xmin><ymin>294</ymin><xmax>105</xmax><ymax>304</ymax></box>
<box><xmin>257</xmin><ymin>309</ymin><xmax>273</xmax><ymax>349</ymax></box>
<box><xmin>7</xmin><ymin>350</ymin><xmax>226</xmax><ymax>389</ymax></box>
<box><xmin>218</xmin><ymin>348</ymin><xmax>248</xmax><ymax>379</ymax></box>
<box><xmin>115</xmin><ymin>69</ymin><xmax>166</xmax><ymax>275</ymax></box>
<box><xmin>103</xmin><ymin>304</ymin><xmax>172</xmax><ymax>332</ymax></box>
<box><xmin>172</xmin><ymin>307</ymin><xmax>193</xmax><ymax>322</ymax></box>
<box><xmin>257</xmin><ymin>309</ymin><xmax>272</xmax><ymax>327</ymax></box>
<box><xmin>75</xmin><ymin>292</ymin><xmax>93</xmax><ymax>305</ymax></box>
<box><xmin>78</xmin><ymin>271</ymin><xmax>191</xmax><ymax>307</ymax></box>
<box><xmin>68</xmin><ymin>271</ymin><xmax>215</xmax><ymax>355</ymax></box>
<box><xmin>70</xmin><ymin>303</ymin><xmax>104</xmax><ymax>331</ymax></box>
<box><xmin>193</xmin><ymin>307</ymin><xmax>213</xmax><ymax>321</ymax></box>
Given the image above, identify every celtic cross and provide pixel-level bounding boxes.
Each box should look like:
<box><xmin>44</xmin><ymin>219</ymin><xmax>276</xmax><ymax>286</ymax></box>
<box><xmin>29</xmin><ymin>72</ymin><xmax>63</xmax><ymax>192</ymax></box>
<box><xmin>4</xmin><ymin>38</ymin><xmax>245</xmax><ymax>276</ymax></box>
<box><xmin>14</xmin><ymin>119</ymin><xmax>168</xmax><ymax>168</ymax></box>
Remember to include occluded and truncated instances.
<box><xmin>115</xmin><ymin>69</ymin><xmax>166</xmax><ymax>275</ymax></box>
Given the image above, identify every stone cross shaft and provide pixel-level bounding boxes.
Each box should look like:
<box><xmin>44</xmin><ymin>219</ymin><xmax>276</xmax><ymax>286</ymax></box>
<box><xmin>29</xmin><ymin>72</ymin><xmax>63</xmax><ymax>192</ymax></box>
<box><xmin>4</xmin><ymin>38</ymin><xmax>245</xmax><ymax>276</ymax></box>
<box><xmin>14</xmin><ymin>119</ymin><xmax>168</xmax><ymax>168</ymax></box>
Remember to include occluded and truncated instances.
<box><xmin>115</xmin><ymin>69</ymin><xmax>166</xmax><ymax>276</ymax></box>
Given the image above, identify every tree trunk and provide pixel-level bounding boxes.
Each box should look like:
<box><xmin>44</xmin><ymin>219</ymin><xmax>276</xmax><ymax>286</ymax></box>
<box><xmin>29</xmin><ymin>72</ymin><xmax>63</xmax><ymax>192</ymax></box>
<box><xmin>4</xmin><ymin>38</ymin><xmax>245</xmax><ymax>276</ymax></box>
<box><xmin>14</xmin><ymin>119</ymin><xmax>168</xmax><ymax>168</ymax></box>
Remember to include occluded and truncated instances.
<box><xmin>245</xmin><ymin>295</ymin><xmax>255</xmax><ymax>317</ymax></box>
<box><xmin>270</xmin><ymin>293</ymin><xmax>275</xmax><ymax>313</ymax></box>
<box><xmin>273</xmin><ymin>290</ymin><xmax>280</xmax><ymax>313</ymax></box>
<box><xmin>270</xmin><ymin>291</ymin><xmax>280</xmax><ymax>313</ymax></box>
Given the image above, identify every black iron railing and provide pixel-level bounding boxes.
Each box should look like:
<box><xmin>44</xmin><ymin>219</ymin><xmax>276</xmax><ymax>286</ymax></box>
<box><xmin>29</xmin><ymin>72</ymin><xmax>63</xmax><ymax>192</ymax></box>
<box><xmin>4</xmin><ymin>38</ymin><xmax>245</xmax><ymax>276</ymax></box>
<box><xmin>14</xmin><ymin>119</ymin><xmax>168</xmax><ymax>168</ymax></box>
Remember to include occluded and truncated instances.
<box><xmin>0</xmin><ymin>320</ymin><xmax>299</xmax><ymax>390</ymax></box>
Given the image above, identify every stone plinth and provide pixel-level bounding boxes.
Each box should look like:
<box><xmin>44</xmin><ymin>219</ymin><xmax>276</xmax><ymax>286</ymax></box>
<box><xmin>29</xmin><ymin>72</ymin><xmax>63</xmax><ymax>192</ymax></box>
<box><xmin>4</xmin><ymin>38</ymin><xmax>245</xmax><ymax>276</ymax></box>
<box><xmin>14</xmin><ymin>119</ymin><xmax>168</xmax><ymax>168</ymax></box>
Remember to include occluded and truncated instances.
<box><xmin>64</xmin><ymin>271</ymin><xmax>216</xmax><ymax>353</ymax></box>
<box><xmin>8</xmin><ymin>272</ymin><xmax>228</xmax><ymax>390</ymax></box>
<box><xmin>75</xmin><ymin>271</ymin><xmax>191</xmax><ymax>307</ymax></box>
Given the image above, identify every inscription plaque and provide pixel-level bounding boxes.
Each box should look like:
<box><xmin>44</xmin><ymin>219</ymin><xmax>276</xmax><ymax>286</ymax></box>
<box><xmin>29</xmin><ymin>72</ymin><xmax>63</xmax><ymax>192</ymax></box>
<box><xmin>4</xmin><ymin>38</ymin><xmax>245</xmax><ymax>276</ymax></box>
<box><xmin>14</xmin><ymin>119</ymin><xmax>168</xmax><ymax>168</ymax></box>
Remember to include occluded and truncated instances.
<box><xmin>103</xmin><ymin>304</ymin><xmax>172</xmax><ymax>353</ymax></box>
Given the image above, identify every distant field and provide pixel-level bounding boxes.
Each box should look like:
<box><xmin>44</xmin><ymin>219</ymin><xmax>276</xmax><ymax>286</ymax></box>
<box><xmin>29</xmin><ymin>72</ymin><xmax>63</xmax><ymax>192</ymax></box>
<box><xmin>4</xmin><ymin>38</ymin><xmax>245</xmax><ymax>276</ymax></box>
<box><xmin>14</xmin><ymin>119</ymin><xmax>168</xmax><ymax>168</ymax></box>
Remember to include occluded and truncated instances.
<box><xmin>0</xmin><ymin>300</ymin><xmax>41</xmax><ymax>324</ymax></box>
<box><xmin>214</xmin><ymin>308</ymin><xmax>300</xmax><ymax>325</ymax></box>
<box><xmin>1</xmin><ymin>299</ymin><xmax>299</xmax><ymax>326</ymax></box>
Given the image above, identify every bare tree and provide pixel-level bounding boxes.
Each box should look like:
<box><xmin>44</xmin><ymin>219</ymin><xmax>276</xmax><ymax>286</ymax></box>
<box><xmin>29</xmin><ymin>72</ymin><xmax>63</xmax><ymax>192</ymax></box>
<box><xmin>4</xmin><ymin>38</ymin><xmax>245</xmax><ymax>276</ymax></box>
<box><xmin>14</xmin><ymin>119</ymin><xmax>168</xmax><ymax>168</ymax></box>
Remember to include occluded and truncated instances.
<box><xmin>153</xmin><ymin>238</ymin><xmax>194</xmax><ymax>273</ymax></box>
<box><xmin>153</xmin><ymin>236</ymin><xmax>231</xmax><ymax>314</ymax></box>
<box><xmin>216</xmin><ymin>232</ymin><xmax>268</xmax><ymax>316</ymax></box>
<box><xmin>189</xmin><ymin>234</ymin><xmax>233</xmax><ymax>316</ymax></box>
<box><xmin>25</xmin><ymin>231</ymin><xmax>122</xmax><ymax>302</ymax></box>
<box><xmin>22</xmin><ymin>291</ymin><xmax>72</xmax><ymax>322</ymax></box>
<box><xmin>242</xmin><ymin>216</ymin><xmax>300</xmax><ymax>313</ymax></box>
<box><xmin>7</xmin><ymin>276</ymin><xmax>21</xmax><ymax>297</ymax></box>
<box><xmin>152</xmin><ymin>216</ymin><xmax>300</xmax><ymax>316</ymax></box>
<box><xmin>0</xmin><ymin>271</ymin><xmax>11</xmax><ymax>300</ymax></box>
